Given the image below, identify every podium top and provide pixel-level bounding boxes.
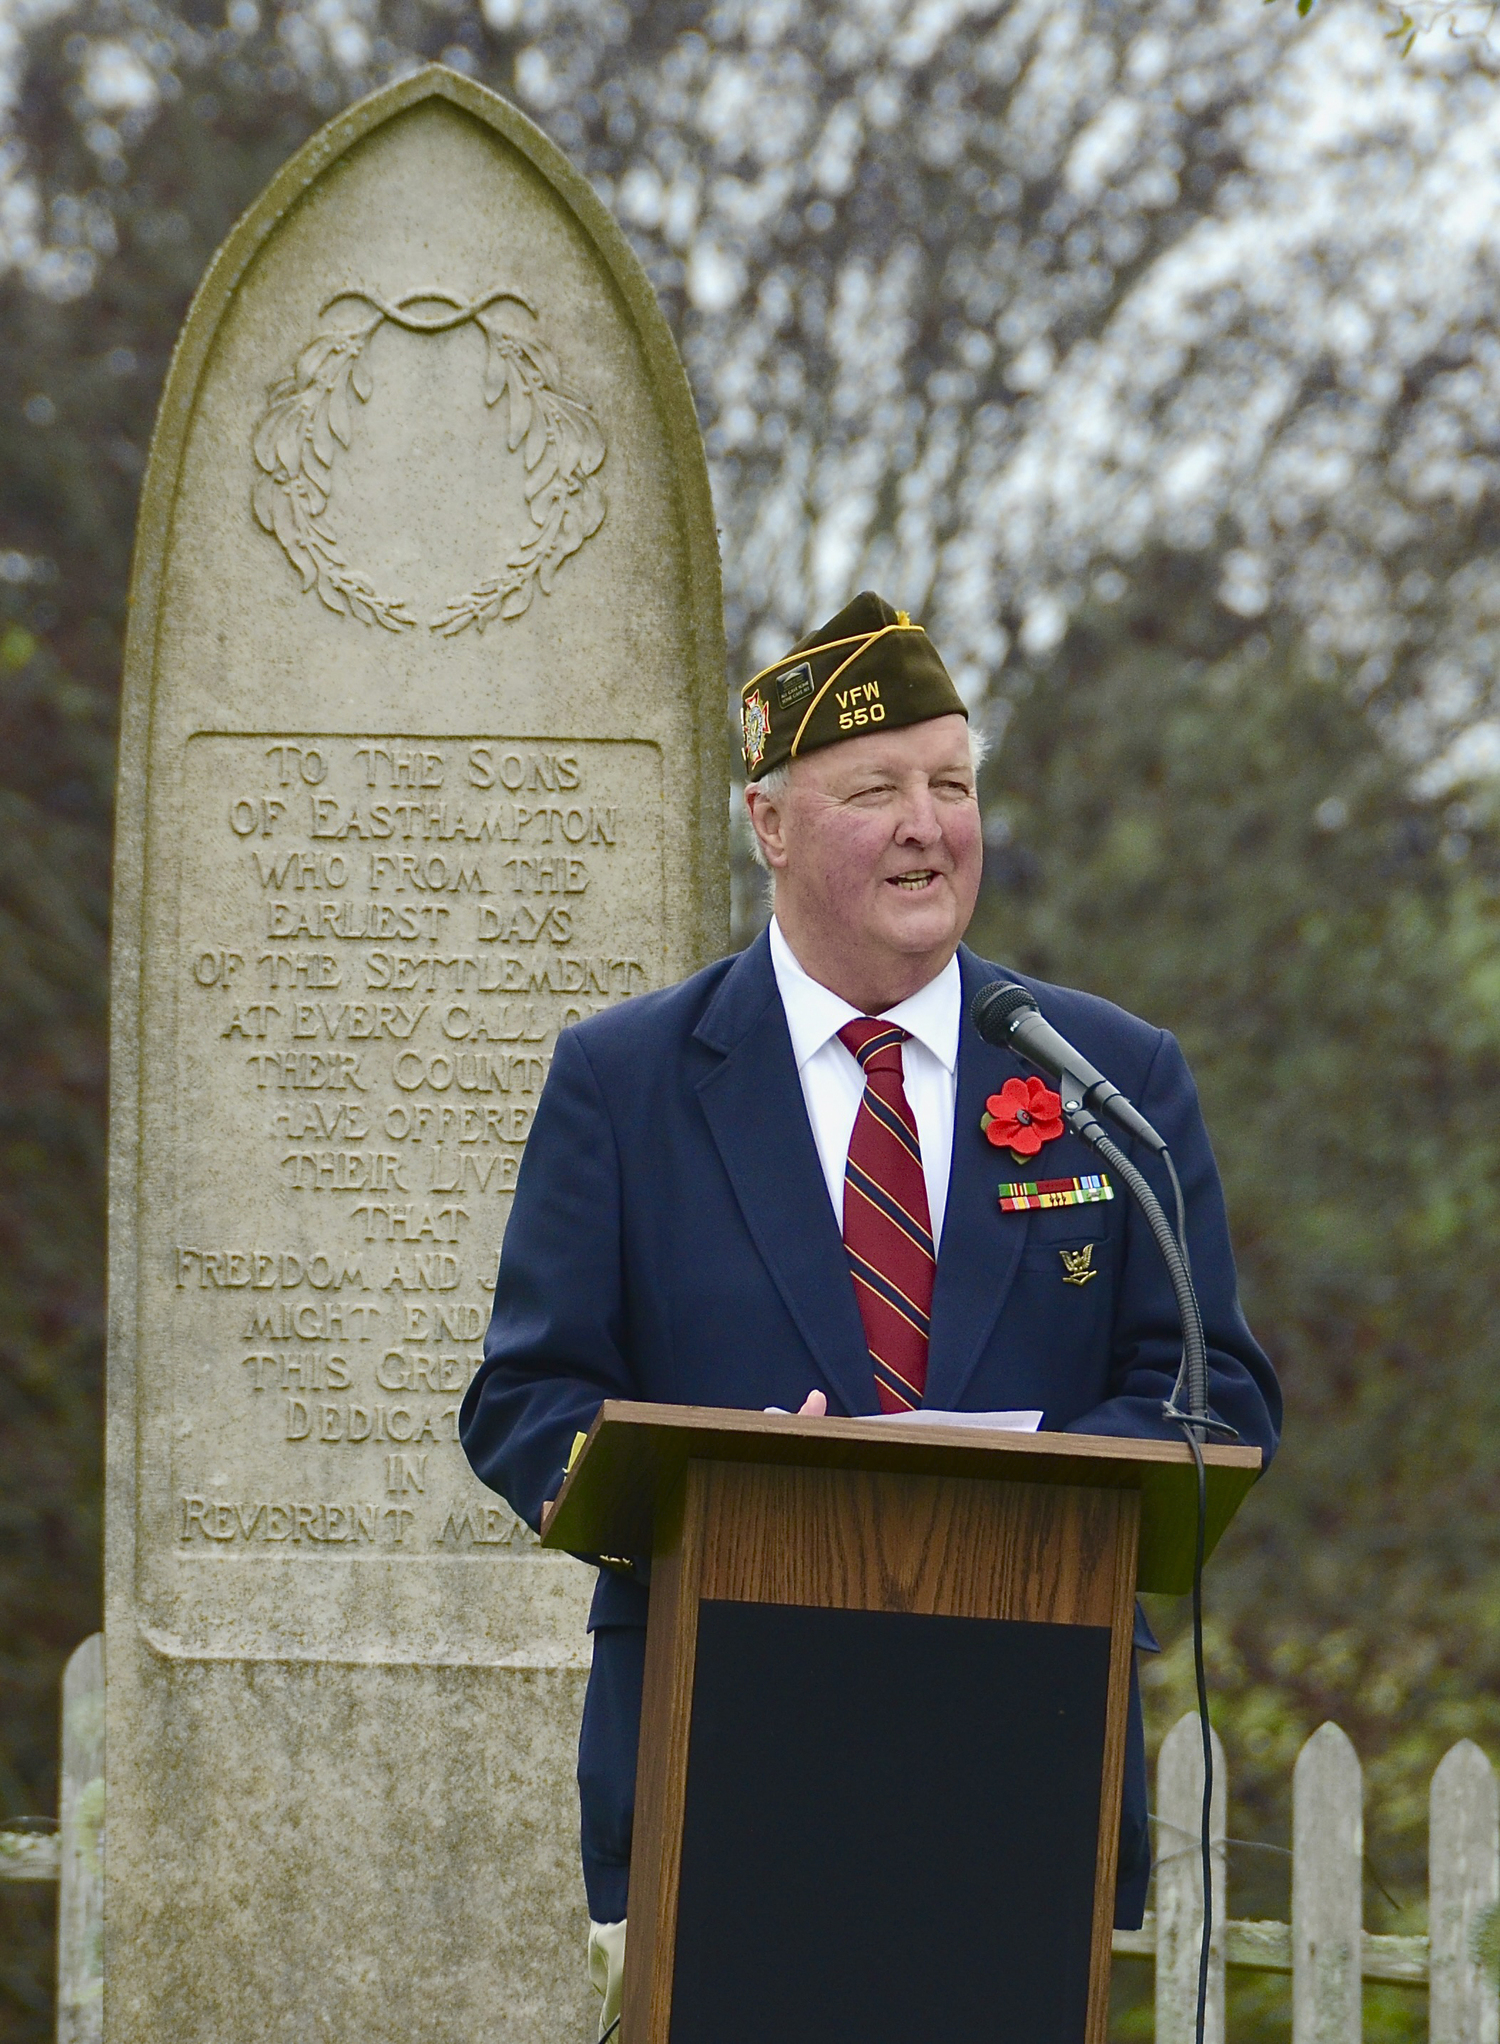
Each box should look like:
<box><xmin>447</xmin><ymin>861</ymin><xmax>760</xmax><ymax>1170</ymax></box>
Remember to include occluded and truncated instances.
<box><xmin>541</xmin><ymin>1402</ymin><xmax>1262</xmax><ymax>1597</ymax></box>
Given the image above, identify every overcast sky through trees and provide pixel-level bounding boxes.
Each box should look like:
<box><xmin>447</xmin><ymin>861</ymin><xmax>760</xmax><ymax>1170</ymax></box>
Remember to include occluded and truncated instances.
<box><xmin>6</xmin><ymin>0</ymin><xmax>1500</xmax><ymax>792</ymax></box>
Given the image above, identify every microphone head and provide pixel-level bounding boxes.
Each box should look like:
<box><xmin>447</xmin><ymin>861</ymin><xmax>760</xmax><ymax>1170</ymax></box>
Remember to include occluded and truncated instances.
<box><xmin>970</xmin><ymin>980</ymin><xmax>1038</xmax><ymax>1045</ymax></box>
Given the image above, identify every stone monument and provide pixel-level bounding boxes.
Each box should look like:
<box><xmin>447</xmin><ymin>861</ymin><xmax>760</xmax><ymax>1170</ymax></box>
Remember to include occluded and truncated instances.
<box><xmin>106</xmin><ymin>67</ymin><xmax>725</xmax><ymax>2042</ymax></box>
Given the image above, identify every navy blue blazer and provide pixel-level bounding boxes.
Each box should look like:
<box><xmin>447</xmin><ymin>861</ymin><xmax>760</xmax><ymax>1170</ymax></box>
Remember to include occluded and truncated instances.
<box><xmin>461</xmin><ymin>932</ymin><xmax>1280</xmax><ymax>1928</ymax></box>
<box><xmin>462</xmin><ymin>932</ymin><xmax>1280</xmax><ymax>1608</ymax></box>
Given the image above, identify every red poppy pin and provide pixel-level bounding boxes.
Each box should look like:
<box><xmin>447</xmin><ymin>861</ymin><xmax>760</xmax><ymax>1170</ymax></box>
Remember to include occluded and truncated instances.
<box><xmin>981</xmin><ymin>1076</ymin><xmax>1065</xmax><ymax>1163</ymax></box>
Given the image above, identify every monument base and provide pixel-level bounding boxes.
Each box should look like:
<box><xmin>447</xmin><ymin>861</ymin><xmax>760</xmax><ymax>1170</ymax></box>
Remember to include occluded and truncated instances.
<box><xmin>106</xmin><ymin>1634</ymin><xmax>593</xmax><ymax>2043</ymax></box>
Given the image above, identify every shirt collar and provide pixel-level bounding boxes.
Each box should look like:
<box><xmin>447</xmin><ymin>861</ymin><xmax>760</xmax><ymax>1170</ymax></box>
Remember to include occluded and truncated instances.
<box><xmin>768</xmin><ymin>917</ymin><xmax>962</xmax><ymax>1075</ymax></box>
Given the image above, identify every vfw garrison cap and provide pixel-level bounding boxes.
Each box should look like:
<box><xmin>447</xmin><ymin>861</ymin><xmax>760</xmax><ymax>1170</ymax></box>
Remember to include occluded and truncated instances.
<box><xmin>739</xmin><ymin>590</ymin><xmax>967</xmax><ymax>782</ymax></box>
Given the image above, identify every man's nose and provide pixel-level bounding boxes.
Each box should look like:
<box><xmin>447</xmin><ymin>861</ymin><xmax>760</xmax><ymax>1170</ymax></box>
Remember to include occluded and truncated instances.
<box><xmin>895</xmin><ymin>788</ymin><xmax>942</xmax><ymax>844</ymax></box>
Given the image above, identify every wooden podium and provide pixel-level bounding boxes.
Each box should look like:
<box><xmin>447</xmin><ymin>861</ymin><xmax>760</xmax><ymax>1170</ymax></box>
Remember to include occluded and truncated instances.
<box><xmin>543</xmin><ymin>1403</ymin><xmax>1260</xmax><ymax>2044</ymax></box>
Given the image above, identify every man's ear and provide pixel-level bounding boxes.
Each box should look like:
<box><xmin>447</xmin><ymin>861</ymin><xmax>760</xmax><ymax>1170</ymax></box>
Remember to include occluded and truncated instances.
<box><xmin>744</xmin><ymin>782</ymin><xmax>789</xmax><ymax>870</ymax></box>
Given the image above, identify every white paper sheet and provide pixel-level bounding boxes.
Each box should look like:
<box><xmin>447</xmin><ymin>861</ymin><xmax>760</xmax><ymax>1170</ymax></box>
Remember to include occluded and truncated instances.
<box><xmin>864</xmin><ymin>1409</ymin><xmax>1043</xmax><ymax>1432</ymax></box>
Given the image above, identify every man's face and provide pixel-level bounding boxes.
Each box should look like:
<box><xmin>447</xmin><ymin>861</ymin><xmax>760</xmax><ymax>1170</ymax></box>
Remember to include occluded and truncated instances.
<box><xmin>746</xmin><ymin>713</ymin><xmax>984</xmax><ymax>1008</ymax></box>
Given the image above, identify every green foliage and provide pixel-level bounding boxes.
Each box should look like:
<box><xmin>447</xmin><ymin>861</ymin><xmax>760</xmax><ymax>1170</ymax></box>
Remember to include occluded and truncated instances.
<box><xmin>0</xmin><ymin>603</ymin><xmax>113</xmax><ymax>2042</ymax></box>
<box><xmin>968</xmin><ymin>557</ymin><xmax>1500</xmax><ymax>2033</ymax></box>
<box><xmin>0</xmin><ymin>64</ymin><xmax>330</xmax><ymax>2044</ymax></box>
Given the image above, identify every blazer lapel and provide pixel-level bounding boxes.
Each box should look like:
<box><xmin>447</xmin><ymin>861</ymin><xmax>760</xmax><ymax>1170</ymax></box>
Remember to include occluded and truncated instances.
<box><xmin>693</xmin><ymin>932</ymin><xmax>881</xmax><ymax>1418</ymax></box>
<box><xmin>924</xmin><ymin>947</ymin><xmax>1031</xmax><ymax>1411</ymax></box>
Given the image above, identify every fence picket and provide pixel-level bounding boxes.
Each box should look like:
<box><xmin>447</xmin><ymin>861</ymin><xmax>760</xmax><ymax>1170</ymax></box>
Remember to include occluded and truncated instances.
<box><xmin>1429</xmin><ymin>1739</ymin><xmax>1500</xmax><ymax>2044</ymax></box>
<box><xmin>13</xmin><ymin>1637</ymin><xmax>1500</xmax><ymax>2042</ymax></box>
<box><xmin>1155</xmin><ymin>1710</ymin><xmax>1227</xmax><ymax>2044</ymax></box>
<box><xmin>55</xmin><ymin>1634</ymin><xmax>103</xmax><ymax>2044</ymax></box>
<box><xmin>1292</xmin><ymin>1722</ymin><xmax>1363</xmax><ymax>2044</ymax></box>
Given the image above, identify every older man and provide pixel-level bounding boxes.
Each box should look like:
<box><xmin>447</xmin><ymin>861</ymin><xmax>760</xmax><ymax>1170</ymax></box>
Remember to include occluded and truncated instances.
<box><xmin>460</xmin><ymin>591</ymin><xmax>1280</xmax><ymax>2037</ymax></box>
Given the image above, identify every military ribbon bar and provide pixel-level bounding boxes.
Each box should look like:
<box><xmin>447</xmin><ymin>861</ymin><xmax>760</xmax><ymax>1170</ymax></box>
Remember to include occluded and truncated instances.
<box><xmin>997</xmin><ymin>1174</ymin><xmax>1114</xmax><ymax>1213</ymax></box>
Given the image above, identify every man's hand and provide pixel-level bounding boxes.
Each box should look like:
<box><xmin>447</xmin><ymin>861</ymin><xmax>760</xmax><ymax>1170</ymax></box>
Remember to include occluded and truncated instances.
<box><xmin>763</xmin><ymin>1390</ymin><xmax>829</xmax><ymax>1417</ymax></box>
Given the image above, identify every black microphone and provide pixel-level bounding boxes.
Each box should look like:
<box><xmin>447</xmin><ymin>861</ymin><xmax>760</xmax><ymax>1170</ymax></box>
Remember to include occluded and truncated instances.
<box><xmin>970</xmin><ymin>980</ymin><xmax>1170</xmax><ymax>1157</ymax></box>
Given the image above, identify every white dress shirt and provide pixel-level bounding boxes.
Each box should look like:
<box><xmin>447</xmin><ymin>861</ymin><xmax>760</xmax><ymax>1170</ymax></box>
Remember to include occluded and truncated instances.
<box><xmin>768</xmin><ymin>917</ymin><xmax>961</xmax><ymax>1248</ymax></box>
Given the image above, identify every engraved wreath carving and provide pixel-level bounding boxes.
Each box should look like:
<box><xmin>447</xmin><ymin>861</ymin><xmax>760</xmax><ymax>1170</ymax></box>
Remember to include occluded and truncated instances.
<box><xmin>250</xmin><ymin>286</ymin><xmax>608</xmax><ymax>634</ymax></box>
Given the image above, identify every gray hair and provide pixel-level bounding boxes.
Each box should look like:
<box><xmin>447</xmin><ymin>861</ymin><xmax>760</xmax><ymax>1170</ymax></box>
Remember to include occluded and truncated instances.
<box><xmin>745</xmin><ymin>723</ymin><xmax>990</xmax><ymax>872</ymax></box>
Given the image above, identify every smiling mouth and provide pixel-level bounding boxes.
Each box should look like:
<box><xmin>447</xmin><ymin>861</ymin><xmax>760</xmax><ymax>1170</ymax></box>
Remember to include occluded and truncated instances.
<box><xmin>889</xmin><ymin>870</ymin><xmax>940</xmax><ymax>891</ymax></box>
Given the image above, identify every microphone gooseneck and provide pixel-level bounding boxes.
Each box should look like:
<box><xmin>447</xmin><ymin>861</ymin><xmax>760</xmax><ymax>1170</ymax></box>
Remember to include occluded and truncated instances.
<box><xmin>968</xmin><ymin>980</ymin><xmax>1217</xmax><ymax>1431</ymax></box>
<box><xmin>1065</xmin><ymin>1103</ymin><xmax>1209</xmax><ymax>1428</ymax></box>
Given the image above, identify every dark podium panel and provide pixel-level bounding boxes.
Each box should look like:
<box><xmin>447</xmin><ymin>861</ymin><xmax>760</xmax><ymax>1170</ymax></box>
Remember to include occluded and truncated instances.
<box><xmin>673</xmin><ymin>1602</ymin><xmax>1109</xmax><ymax>2044</ymax></box>
<box><xmin>543</xmin><ymin>1404</ymin><xmax>1260</xmax><ymax>2044</ymax></box>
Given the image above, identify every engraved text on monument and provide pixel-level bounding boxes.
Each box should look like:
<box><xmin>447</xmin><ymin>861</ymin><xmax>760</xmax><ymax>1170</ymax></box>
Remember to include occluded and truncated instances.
<box><xmin>168</xmin><ymin>733</ymin><xmax>661</xmax><ymax>1562</ymax></box>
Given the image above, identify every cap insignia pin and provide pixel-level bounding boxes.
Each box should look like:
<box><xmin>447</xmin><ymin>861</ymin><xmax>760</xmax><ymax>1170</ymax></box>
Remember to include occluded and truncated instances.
<box><xmin>742</xmin><ymin>687</ymin><xmax>771</xmax><ymax>772</ymax></box>
<box><xmin>776</xmin><ymin>660</ymin><xmax>815</xmax><ymax>708</ymax></box>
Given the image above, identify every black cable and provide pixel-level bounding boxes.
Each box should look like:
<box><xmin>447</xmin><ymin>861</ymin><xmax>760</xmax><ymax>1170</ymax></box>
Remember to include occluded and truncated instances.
<box><xmin>1062</xmin><ymin>1097</ymin><xmax>1222</xmax><ymax>2044</ymax></box>
<box><xmin>599</xmin><ymin>2018</ymin><xmax>620</xmax><ymax>2042</ymax></box>
<box><xmin>1173</xmin><ymin>1414</ymin><xmax>1214</xmax><ymax>2044</ymax></box>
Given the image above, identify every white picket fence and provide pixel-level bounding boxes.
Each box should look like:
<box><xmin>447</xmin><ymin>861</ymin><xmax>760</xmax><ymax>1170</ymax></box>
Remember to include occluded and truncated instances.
<box><xmin>0</xmin><ymin>1635</ymin><xmax>103</xmax><ymax>2044</ymax></box>
<box><xmin>1116</xmin><ymin>1712</ymin><xmax>1500</xmax><ymax>2044</ymax></box>
<box><xmin>2</xmin><ymin>1646</ymin><xmax>1497</xmax><ymax>2041</ymax></box>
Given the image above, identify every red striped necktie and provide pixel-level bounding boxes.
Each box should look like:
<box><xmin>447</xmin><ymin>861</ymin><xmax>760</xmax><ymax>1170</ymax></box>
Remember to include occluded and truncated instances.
<box><xmin>837</xmin><ymin>1018</ymin><xmax>935</xmax><ymax>1413</ymax></box>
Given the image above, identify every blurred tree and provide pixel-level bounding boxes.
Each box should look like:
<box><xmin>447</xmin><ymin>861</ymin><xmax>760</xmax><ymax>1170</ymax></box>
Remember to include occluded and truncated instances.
<box><xmin>13</xmin><ymin>0</ymin><xmax>1500</xmax><ymax>724</ymax></box>
<box><xmin>3</xmin><ymin>1</ymin><xmax>1500</xmax><ymax>2040</ymax></box>
<box><xmin>966</xmin><ymin>550</ymin><xmax>1500</xmax><ymax>1994</ymax></box>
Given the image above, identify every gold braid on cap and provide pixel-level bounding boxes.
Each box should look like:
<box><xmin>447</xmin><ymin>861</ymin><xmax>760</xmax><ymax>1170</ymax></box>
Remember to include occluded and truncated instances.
<box><xmin>741</xmin><ymin>617</ymin><xmax>926</xmax><ymax>761</ymax></box>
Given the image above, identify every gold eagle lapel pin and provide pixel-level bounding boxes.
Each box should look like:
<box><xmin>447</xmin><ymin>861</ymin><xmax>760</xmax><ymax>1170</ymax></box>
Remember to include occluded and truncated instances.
<box><xmin>1059</xmin><ymin>1244</ymin><xmax>1098</xmax><ymax>1286</ymax></box>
